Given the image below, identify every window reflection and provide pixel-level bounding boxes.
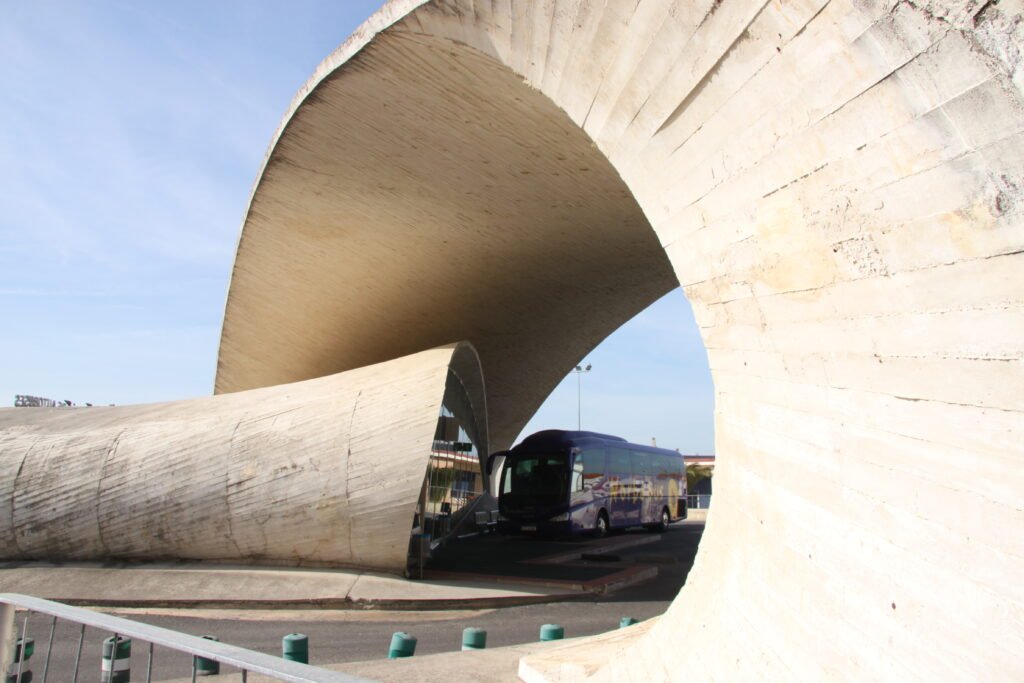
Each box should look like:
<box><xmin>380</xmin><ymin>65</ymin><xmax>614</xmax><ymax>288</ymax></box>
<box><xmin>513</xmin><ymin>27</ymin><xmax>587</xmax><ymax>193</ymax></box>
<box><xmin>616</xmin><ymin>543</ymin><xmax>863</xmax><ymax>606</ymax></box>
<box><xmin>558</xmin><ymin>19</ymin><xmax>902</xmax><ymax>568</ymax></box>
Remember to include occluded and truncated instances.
<box><xmin>410</xmin><ymin>368</ymin><xmax>483</xmax><ymax>574</ymax></box>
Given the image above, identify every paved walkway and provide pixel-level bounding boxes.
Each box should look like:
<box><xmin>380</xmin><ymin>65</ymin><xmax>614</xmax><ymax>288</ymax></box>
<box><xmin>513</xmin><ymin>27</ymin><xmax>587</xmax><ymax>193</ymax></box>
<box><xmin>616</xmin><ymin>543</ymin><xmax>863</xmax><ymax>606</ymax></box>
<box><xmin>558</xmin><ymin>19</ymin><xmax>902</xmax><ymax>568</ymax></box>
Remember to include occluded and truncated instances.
<box><xmin>0</xmin><ymin>562</ymin><xmax>580</xmax><ymax>610</ymax></box>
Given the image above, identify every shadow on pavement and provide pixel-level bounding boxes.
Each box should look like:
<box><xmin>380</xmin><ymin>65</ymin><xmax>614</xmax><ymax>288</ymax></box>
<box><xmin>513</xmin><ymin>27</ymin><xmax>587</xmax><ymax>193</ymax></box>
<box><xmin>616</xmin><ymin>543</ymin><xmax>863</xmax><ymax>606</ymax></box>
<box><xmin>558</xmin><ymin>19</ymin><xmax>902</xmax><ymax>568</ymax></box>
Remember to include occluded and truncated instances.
<box><xmin>425</xmin><ymin>520</ymin><xmax>705</xmax><ymax>600</ymax></box>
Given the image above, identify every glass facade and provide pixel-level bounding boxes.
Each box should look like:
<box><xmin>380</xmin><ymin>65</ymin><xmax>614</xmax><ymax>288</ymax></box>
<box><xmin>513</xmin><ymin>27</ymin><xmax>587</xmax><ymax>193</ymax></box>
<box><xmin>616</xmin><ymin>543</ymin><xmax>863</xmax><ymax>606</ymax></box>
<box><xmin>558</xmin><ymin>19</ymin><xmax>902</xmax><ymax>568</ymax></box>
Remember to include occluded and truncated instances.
<box><xmin>410</xmin><ymin>368</ymin><xmax>484</xmax><ymax>575</ymax></box>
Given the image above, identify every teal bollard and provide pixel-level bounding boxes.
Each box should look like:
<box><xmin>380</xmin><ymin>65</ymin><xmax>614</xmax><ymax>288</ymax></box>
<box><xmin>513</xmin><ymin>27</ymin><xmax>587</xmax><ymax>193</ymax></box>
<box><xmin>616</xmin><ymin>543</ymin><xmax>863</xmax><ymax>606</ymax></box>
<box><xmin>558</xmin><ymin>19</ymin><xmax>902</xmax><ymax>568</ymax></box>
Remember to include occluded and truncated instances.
<box><xmin>282</xmin><ymin>634</ymin><xmax>308</xmax><ymax>664</ymax></box>
<box><xmin>619</xmin><ymin>617</ymin><xmax>638</xmax><ymax>628</ymax></box>
<box><xmin>13</xmin><ymin>638</ymin><xmax>34</xmax><ymax>663</ymax></box>
<box><xmin>539</xmin><ymin>624</ymin><xmax>564</xmax><ymax>641</ymax></box>
<box><xmin>195</xmin><ymin>636</ymin><xmax>220</xmax><ymax>676</ymax></box>
<box><xmin>388</xmin><ymin>632</ymin><xmax>417</xmax><ymax>659</ymax></box>
<box><xmin>461</xmin><ymin>628</ymin><xmax>487</xmax><ymax>651</ymax></box>
<box><xmin>101</xmin><ymin>636</ymin><xmax>131</xmax><ymax>683</ymax></box>
<box><xmin>6</xmin><ymin>637</ymin><xmax>34</xmax><ymax>683</ymax></box>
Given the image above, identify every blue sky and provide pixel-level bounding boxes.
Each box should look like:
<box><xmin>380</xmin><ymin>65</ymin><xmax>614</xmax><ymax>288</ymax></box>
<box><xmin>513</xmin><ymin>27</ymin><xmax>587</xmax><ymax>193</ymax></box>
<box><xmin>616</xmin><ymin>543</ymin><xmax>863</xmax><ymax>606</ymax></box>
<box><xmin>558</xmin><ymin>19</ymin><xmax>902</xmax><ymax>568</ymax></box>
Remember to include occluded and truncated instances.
<box><xmin>0</xmin><ymin>2</ymin><xmax>714</xmax><ymax>454</ymax></box>
<box><xmin>521</xmin><ymin>291</ymin><xmax>714</xmax><ymax>453</ymax></box>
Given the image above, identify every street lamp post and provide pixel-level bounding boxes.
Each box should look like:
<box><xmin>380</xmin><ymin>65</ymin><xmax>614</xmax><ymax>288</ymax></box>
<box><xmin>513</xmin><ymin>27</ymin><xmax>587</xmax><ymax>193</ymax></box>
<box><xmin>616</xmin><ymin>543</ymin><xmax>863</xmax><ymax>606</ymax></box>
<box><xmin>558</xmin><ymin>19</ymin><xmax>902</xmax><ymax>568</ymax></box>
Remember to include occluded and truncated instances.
<box><xmin>573</xmin><ymin>364</ymin><xmax>592</xmax><ymax>430</ymax></box>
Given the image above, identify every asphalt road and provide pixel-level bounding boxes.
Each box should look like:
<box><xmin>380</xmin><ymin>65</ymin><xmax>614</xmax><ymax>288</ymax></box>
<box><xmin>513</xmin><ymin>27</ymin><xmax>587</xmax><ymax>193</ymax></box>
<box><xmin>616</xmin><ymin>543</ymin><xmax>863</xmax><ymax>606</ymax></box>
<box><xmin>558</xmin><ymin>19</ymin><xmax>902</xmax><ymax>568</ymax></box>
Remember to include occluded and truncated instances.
<box><xmin>8</xmin><ymin>521</ymin><xmax>703</xmax><ymax>681</ymax></box>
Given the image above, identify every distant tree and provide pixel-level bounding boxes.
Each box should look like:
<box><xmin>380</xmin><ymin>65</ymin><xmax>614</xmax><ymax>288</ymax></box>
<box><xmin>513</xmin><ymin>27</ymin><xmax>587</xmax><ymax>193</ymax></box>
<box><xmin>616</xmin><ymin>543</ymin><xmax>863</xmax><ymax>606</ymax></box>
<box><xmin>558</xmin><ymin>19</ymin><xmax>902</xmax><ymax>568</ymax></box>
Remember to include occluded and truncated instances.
<box><xmin>427</xmin><ymin>467</ymin><xmax>457</xmax><ymax>502</ymax></box>
<box><xmin>686</xmin><ymin>463</ymin><xmax>713</xmax><ymax>491</ymax></box>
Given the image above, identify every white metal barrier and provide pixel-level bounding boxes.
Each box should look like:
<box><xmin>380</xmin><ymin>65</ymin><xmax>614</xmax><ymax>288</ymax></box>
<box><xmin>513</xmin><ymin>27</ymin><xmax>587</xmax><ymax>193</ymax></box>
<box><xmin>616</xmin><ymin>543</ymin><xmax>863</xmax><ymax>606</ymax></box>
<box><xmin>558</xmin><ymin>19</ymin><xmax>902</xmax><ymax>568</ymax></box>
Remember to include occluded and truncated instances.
<box><xmin>0</xmin><ymin>593</ymin><xmax>374</xmax><ymax>683</ymax></box>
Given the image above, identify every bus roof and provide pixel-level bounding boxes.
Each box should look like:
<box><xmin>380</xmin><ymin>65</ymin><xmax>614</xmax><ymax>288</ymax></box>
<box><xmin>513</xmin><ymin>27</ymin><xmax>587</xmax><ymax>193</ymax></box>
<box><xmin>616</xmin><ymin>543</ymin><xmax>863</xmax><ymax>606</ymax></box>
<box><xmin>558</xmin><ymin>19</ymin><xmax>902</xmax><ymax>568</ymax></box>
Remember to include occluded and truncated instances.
<box><xmin>513</xmin><ymin>430</ymin><xmax>683</xmax><ymax>458</ymax></box>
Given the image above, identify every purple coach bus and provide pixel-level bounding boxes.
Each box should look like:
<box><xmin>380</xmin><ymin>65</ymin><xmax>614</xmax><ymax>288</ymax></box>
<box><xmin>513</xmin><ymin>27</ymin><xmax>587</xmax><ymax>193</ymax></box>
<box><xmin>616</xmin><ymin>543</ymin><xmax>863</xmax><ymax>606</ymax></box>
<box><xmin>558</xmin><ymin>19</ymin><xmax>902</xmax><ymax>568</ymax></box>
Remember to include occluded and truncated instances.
<box><xmin>495</xmin><ymin>430</ymin><xmax>687</xmax><ymax>537</ymax></box>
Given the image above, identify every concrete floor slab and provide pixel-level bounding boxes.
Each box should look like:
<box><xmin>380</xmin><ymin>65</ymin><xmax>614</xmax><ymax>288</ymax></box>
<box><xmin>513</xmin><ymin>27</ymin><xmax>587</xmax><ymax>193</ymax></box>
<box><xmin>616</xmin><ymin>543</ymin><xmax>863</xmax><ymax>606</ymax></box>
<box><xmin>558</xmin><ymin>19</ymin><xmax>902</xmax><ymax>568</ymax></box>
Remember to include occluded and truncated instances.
<box><xmin>0</xmin><ymin>562</ymin><xmax>581</xmax><ymax>610</ymax></box>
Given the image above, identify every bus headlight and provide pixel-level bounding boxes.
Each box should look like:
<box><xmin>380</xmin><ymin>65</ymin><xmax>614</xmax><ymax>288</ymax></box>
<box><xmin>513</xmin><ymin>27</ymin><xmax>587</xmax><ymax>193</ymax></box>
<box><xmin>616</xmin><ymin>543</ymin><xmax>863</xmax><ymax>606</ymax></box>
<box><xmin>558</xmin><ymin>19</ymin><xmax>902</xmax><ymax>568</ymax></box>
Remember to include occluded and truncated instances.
<box><xmin>550</xmin><ymin>513</ymin><xmax>569</xmax><ymax>522</ymax></box>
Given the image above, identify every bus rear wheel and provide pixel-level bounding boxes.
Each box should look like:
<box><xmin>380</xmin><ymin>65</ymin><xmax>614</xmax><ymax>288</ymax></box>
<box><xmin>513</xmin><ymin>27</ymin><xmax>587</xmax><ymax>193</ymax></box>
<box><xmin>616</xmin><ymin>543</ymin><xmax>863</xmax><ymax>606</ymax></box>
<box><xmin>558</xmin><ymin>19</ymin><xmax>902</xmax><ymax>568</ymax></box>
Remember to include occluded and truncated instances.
<box><xmin>595</xmin><ymin>510</ymin><xmax>610</xmax><ymax>538</ymax></box>
<box><xmin>647</xmin><ymin>507</ymin><xmax>670</xmax><ymax>533</ymax></box>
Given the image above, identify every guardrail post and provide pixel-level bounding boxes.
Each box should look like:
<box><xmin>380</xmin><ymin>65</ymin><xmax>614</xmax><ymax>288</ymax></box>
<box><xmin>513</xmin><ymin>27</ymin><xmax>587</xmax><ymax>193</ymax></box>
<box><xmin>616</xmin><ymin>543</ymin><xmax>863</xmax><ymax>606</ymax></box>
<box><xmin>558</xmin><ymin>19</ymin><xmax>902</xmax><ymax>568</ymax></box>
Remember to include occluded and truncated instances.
<box><xmin>40</xmin><ymin>615</ymin><xmax>56</xmax><ymax>683</ymax></box>
<box><xmin>13</xmin><ymin>615</ymin><xmax>28</xmax><ymax>683</ymax></box>
<box><xmin>0</xmin><ymin>605</ymin><xmax>13</xmax><ymax>676</ymax></box>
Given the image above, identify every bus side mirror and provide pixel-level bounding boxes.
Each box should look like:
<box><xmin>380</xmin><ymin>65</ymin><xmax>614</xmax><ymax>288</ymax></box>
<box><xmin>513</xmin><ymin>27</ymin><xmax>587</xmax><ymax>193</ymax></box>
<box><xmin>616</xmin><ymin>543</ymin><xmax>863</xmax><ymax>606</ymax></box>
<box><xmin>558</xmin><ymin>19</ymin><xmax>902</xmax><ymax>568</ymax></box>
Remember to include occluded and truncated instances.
<box><xmin>486</xmin><ymin>451</ymin><xmax>509</xmax><ymax>476</ymax></box>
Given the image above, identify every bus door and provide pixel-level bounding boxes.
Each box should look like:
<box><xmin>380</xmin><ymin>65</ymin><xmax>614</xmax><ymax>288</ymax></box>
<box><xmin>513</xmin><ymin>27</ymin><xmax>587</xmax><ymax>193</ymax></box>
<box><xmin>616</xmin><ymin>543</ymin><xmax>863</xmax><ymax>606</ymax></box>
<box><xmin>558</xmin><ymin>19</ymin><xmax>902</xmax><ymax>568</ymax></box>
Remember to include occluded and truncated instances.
<box><xmin>659</xmin><ymin>454</ymin><xmax>680</xmax><ymax>520</ymax></box>
<box><xmin>573</xmin><ymin>448</ymin><xmax>607</xmax><ymax>530</ymax></box>
<box><xmin>568</xmin><ymin>449</ymin><xmax>586</xmax><ymax>527</ymax></box>
<box><xmin>632</xmin><ymin>451</ymin><xmax>655</xmax><ymax>524</ymax></box>
<box><xmin>627</xmin><ymin>451</ymin><xmax>647</xmax><ymax>525</ymax></box>
<box><xmin>608</xmin><ymin>448</ymin><xmax>638</xmax><ymax>526</ymax></box>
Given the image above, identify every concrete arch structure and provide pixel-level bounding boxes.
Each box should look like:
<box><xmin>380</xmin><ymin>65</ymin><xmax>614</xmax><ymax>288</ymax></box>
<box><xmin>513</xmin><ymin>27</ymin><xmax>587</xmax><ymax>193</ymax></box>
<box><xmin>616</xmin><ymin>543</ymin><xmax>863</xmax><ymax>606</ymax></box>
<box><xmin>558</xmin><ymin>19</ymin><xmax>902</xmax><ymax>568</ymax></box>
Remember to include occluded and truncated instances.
<box><xmin>217</xmin><ymin>1</ymin><xmax>1024</xmax><ymax>680</ymax></box>
<box><xmin>0</xmin><ymin>344</ymin><xmax>487</xmax><ymax>573</ymax></box>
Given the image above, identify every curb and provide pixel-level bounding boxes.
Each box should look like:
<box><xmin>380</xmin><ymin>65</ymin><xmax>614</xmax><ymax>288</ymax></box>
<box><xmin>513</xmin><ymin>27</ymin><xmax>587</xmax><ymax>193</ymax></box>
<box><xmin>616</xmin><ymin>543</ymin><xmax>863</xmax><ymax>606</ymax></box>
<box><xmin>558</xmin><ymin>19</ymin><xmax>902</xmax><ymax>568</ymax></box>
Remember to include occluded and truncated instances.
<box><xmin>28</xmin><ymin>591</ymin><xmax>587</xmax><ymax>611</ymax></box>
<box><xmin>425</xmin><ymin>564</ymin><xmax>658</xmax><ymax>596</ymax></box>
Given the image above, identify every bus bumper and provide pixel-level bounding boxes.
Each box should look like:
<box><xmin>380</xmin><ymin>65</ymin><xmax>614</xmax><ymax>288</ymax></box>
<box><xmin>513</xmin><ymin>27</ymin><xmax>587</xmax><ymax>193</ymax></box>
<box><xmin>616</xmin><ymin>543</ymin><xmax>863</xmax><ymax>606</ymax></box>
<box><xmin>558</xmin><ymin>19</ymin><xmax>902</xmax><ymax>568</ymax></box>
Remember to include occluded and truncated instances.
<box><xmin>497</xmin><ymin>519</ymin><xmax>576</xmax><ymax>536</ymax></box>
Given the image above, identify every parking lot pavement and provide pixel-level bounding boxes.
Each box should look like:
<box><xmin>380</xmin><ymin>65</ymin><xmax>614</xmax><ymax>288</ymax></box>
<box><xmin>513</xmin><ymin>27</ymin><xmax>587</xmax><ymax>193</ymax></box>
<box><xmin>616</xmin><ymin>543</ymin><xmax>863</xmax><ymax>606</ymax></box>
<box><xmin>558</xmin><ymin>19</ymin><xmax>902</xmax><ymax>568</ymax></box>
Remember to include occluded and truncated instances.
<box><xmin>426</xmin><ymin>518</ymin><xmax>704</xmax><ymax>596</ymax></box>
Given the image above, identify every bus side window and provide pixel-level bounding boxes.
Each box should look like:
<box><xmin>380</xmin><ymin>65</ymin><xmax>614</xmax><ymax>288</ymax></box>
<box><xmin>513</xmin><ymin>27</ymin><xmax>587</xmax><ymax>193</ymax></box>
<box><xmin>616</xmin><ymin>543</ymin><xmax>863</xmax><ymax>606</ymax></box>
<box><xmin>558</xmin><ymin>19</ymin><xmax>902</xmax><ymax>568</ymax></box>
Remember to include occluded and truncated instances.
<box><xmin>583</xmin><ymin>449</ymin><xmax>606</xmax><ymax>487</ymax></box>
<box><xmin>610</xmin><ymin>449</ymin><xmax>631</xmax><ymax>481</ymax></box>
<box><xmin>571</xmin><ymin>452</ymin><xmax>584</xmax><ymax>491</ymax></box>
<box><xmin>629</xmin><ymin>452</ymin><xmax>643</xmax><ymax>480</ymax></box>
<box><xmin>657</xmin><ymin>454</ymin><xmax>671</xmax><ymax>493</ymax></box>
<box><xmin>632</xmin><ymin>452</ymin><xmax>655</xmax><ymax>497</ymax></box>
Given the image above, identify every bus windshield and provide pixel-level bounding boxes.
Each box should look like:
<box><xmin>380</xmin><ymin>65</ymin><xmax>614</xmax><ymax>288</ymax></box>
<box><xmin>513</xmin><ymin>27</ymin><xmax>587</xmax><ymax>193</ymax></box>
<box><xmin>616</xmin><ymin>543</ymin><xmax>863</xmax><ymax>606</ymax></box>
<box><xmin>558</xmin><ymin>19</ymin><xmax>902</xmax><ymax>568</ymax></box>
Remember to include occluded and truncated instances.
<box><xmin>501</xmin><ymin>452</ymin><xmax>569</xmax><ymax>502</ymax></box>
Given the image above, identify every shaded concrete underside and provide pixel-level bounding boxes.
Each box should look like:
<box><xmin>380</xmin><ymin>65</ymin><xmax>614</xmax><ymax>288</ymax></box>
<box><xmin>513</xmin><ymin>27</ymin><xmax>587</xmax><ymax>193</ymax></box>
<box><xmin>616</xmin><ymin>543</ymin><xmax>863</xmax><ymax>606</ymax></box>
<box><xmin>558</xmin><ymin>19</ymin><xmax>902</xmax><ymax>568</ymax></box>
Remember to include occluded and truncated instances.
<box><xmin>215</xmin><ymin>30</ymin><xmax>677</xmax><ymax>450</ymax></box>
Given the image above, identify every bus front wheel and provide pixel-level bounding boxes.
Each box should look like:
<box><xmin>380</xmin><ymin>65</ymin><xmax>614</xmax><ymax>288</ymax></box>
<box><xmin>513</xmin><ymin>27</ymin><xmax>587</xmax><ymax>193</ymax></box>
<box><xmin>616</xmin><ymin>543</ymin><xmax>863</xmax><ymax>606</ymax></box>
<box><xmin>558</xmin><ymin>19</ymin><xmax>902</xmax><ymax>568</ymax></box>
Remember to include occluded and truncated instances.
<box><xmin>595</xmin><ymin>510</ymin><xmax>610</xmax><ymax>538</ymax></box>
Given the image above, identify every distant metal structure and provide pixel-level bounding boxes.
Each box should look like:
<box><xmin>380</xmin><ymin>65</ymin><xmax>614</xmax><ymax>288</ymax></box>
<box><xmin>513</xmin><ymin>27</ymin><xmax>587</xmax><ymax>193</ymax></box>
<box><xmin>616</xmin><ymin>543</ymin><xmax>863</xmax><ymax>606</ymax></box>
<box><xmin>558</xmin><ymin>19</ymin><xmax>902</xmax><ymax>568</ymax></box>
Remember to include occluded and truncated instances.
<box><xmin>13</xmin><ymin>396</ymin><xmax>58</xmax><ymax>408</ymax></box>
<box><xmin>13</xmin><ymin>396</ymin><xmax>95</xmax><ymax>408</ymax></box>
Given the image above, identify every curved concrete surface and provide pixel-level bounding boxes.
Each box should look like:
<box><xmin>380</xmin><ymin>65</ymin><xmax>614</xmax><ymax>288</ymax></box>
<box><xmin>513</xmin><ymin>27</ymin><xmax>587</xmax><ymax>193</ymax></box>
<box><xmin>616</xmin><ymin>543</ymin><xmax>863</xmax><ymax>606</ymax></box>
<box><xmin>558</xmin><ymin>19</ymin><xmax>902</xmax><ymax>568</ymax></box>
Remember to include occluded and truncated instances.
<box><xmin>0</xmin><ymin>344</ymin><xmax>485</xmax><ymax>574</ymax></box>
<box><xmin>217</xmin><ymin>1</ymin><xmax>1024</xmax><ymax>679</ymax></box>
<box><xmin>214</xmin><ymin>14</ymin><xmax>677</xmax><ymax>450</ymax></box>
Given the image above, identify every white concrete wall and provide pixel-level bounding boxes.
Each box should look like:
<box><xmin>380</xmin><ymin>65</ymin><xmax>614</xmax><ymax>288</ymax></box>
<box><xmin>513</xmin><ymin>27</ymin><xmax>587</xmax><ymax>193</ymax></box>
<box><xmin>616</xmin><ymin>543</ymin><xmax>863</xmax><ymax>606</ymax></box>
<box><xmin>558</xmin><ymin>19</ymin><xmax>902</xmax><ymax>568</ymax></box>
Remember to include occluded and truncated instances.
<box><xmin>217</xmin><ymin>1</ymin><xmax>1023</xmax><ymax>679</ymax></box>
<box><xmin>0</xmin><ymin>344</ymin><xmax>483</xmax><ymax>574</ymax></box>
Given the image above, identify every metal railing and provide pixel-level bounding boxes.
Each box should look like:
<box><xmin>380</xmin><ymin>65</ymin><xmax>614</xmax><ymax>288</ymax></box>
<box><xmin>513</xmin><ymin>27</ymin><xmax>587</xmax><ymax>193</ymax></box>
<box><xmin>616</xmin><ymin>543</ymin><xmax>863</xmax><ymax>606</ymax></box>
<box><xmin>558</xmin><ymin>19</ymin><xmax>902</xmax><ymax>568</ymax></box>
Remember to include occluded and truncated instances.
<box><xmin>0</xmin><ymin>593</ymin><xmax>374</xmax><ymax>683</ymax></box>
<box><xmin>687</xmin><ymin>494</ymin><xmax>712</xmax><ymax>509</ymax></box>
